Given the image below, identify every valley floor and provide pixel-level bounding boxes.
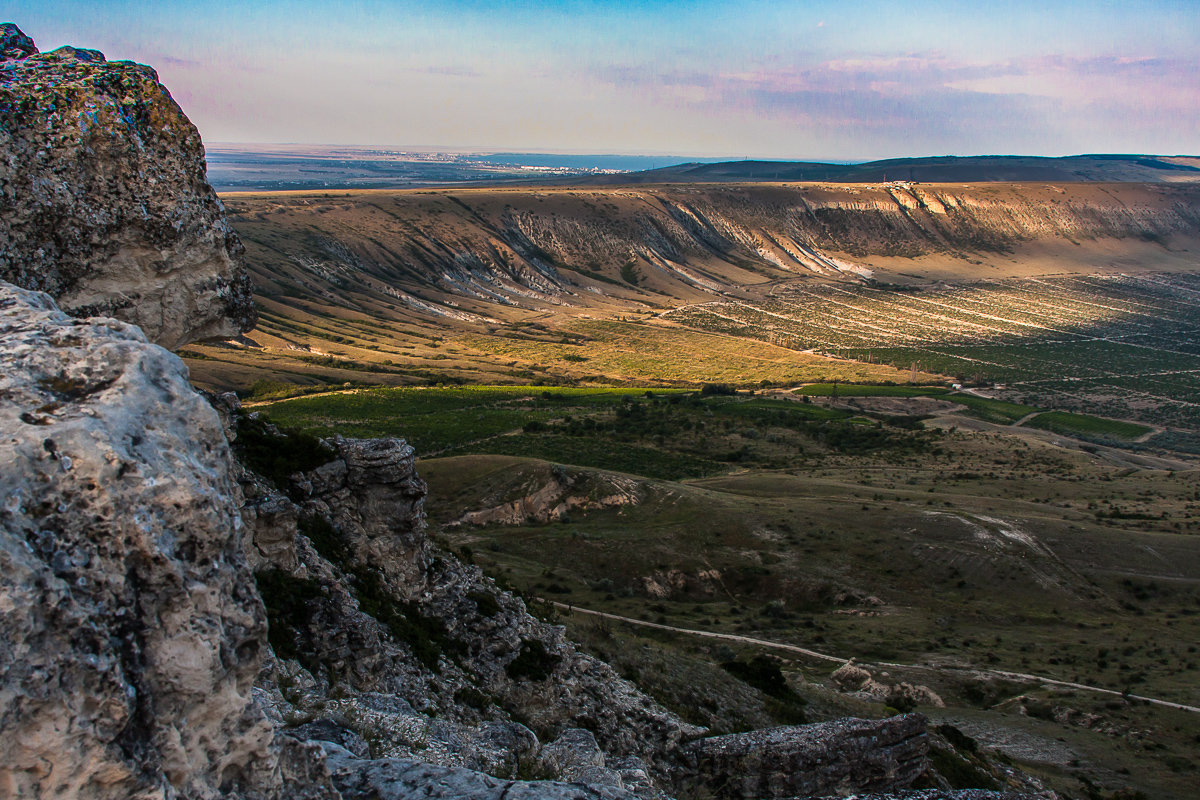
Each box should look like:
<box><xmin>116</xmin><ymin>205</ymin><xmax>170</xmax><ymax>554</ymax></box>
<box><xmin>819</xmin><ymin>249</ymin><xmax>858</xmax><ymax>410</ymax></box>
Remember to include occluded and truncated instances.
<box><xmin>255</xmin><ymin>382</ymin><xmax>1200</xmax><ymax>800</ymax></box>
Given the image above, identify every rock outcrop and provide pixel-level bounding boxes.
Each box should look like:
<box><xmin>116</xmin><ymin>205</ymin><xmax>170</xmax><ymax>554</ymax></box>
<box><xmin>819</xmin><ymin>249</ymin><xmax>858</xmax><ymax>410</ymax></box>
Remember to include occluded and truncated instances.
<box><xmin>675</xmin><ymin>715</ymin><xmax>930</xmax><ymax>799</ymax></box>
<box><xmin>0</xmin><ymin>25</ymin><xmax>254</xmax><ymax>348</ymax></box>
<box><xmin>227</xmin><ymin>408</ymin><xmax>698</xmax><ymax>794</ymax></box>
<box><xmin>832</xmin><ymin>660</ymin><xmax>946</xmax><ymax>709</ymax></box>
<box><xmin>322</xmin><ymin>744</ymin><xmax>642</xmax><ymax>800</ymax></box>
<box><xmin>0</xmin><ymin>282</ymin><xmax>308</xmax><ymax>799</ymax></box>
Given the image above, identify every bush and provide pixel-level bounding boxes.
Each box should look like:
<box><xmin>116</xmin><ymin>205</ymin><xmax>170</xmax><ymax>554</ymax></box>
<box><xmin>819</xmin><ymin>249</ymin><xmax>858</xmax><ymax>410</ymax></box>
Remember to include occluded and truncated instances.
<box><xmin>299</xmin><ymin>514</ymin><xmax>350</xmax><ymax>567</ymax></box>
<box><xmin>350</xmin><ymin>567</ymin><xmax>461</xmax><ymax>672</ymax></box>
<box><xmin>454</xmin><ymin>686</ymin><xmax>494</xmax><ymax>710</ymax></box>
<box><xmin>255</xmin><ymin>569</ymin><xmax>324</xmax><ymax>666</ymax></box>
<box><xmin>468</xmin><ymin>590</ymin><xmax>501</xmax><ymax>617</ymax></box>
<box><xmin>936</xmin><ymin>724</ymin><xmax>979</xmax><ymax>754</ymax></box>
<box><xmin>929</xmin><ymin>746</ymin><xmax>998</xmax><ymax>790</ymax></box>
<box><xmin>233</xmin><ymin>412</ymin><xmax>334</xmax><ymax>492</ymax></box>
<box><xmin>722</xmin><ymin>655</ymin><xmax>807</xmax><ymax>724</ymax></box>
<box><xmin>620</xmin><ymin>261</ymin><xmax>640</xmax><ymax>285</ymax></box>
<box><xmin>506</xmin><ymin>639</ymin><xmax>560</xmax><ymax>681</ymax></box>
<box><xmin>721</xmin><ymin>655</ymin><xmax>799</xmax><ymax>700</ymax></box>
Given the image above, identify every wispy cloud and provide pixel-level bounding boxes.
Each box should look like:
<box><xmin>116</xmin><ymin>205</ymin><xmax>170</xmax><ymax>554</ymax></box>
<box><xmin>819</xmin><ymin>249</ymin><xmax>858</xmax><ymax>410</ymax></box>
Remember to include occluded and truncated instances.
<box><xmin>407</xmin><ymin>65</ymin><xmax>483</xmax><ymax>78</ymax></box>
<box><xmin>583</xmin><ymin>48</ymin><xmax>1199</xmax><ymax>152</ymax></box>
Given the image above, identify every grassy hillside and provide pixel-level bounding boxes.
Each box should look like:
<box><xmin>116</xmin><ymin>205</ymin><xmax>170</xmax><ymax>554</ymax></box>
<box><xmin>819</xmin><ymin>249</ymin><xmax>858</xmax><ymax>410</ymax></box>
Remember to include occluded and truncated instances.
<box><xmin>258</xmin><ymin>383</ymin><xmax>1200</xmax><ymax>800</ymax></box>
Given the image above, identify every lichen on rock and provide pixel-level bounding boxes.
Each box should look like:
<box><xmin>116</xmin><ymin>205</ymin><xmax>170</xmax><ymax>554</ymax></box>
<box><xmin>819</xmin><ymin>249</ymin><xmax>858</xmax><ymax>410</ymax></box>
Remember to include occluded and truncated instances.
<box><xmin>0</xmin><ymin>24</ymin><xmax>255</xmax><ymax>349</ymax></box>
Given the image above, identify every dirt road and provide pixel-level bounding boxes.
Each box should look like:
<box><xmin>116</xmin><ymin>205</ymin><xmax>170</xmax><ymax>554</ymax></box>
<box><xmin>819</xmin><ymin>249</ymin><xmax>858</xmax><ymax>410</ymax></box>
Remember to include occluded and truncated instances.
<box><xmin>551</xmin><ymin>601</ymin><xmax>1200</xmax><ymax>714</ymax></box>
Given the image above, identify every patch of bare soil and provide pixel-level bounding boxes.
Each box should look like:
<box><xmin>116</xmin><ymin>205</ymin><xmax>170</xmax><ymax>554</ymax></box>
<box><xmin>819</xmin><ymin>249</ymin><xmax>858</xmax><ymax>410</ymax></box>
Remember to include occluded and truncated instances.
<box><xmin>835</xmin><ymin>396</ymin><xmax>965</xmax><ymax>416</ymax></box>
<box><xmin>933</xmin><ymin>714</ymin><xmax>1081</xmax><ymax>766</ymax></box>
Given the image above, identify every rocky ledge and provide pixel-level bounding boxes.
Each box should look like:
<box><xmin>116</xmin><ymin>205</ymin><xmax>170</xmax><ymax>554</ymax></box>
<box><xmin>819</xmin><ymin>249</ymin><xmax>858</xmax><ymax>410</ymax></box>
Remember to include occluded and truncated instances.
<box><xmin>0</xmin><ymin>24</ymin><xmax>255</xmax><ymax>348</ymax></box>
<box><xmin>675</xmin><ymin>715</ymin><xmax>929</xmax><ymax>799</ymax></box>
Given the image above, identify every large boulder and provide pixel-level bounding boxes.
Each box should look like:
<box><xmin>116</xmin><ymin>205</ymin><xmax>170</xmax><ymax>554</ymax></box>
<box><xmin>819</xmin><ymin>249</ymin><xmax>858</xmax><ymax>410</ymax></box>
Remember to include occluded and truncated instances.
<box><xmin>0</xmin><ymin>24</ymin><xmax>255</xmax><ymax>349</ymax></box>
<box><xmin>0</xmin><ymin>282</ymin><xmax>300</xmax><ymax>799</ymax></box>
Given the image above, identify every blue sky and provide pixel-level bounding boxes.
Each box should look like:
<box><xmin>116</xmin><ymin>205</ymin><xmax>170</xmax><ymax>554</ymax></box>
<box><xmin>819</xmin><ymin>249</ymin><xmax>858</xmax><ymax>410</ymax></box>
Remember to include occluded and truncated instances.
<box><xmin>9</xmin><ymin>1</ymin><xmax>1199</xmax><ymax>159</ymax></box>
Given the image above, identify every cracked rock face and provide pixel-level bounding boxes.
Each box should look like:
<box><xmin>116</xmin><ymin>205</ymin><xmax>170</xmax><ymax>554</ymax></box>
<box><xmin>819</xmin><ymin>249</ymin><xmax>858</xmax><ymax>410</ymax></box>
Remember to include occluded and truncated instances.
<box><xmin>0</xmin><ymin>282</ymin><xmax>279</xmax><ymax>799</ymax></box>
<box><xmin>321</xmin><ymin>744</ymin><xmax>643</xmax><ymax>800</ymax></box>
<box><xmin>0</xmin><ymin>24</ymin><xmax>255</xmax><ymax>349</ymax></box>
<box><xmin>676</xmin><ymin>715</ymin><xmax>930</xmax><ymax>799</ymax></box>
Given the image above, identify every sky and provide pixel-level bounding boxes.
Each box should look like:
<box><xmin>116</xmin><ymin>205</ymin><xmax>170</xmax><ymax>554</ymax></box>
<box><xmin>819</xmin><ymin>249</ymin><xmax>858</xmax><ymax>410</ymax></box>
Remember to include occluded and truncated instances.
<box><xmin>8</xmin><ymin>1</ymin><xmax>1199</xmax><ymax>160</ymax></box>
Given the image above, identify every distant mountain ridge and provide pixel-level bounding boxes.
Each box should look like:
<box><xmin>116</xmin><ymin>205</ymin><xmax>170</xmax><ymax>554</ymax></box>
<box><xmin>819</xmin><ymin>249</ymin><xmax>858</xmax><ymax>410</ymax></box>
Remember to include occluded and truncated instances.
<box><xmin>579</xmin><ymin>154</ymin><xmax>1200</xmax><ymax>185</ymax></box>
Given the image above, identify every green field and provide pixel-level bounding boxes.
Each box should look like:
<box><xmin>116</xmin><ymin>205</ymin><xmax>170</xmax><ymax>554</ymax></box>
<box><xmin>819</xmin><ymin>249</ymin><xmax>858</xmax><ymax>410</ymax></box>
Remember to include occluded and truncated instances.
<box><xmin>944</xmin><ymin>394</ymin><xmax>1039</xmax><ymax>424</ymax></box>
<box><xmin>262</xmin><ymin>385</ymin><xmax>944</xmax><ymax>477</ymax></box>
<box><xmin>792</xmin><ymin>383</ymin><xmax>949</xmax><ymax>398</ymax></box>
<box><xmin>1027</xmin><ymin>411</ymin><xmax>1153</xmax><ymax>441</ymax></box>
<box><xmin>262</xmin><ymin>386</ymin><xmax>688</xmax><ymax>456</ymax></box>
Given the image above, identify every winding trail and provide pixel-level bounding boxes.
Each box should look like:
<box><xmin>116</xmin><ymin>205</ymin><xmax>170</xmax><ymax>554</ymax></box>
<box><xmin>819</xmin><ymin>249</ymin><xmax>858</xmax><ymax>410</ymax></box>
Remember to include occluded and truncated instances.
<box><xmin>550</xmin><ymin>601</ymin><xmax>1200</xmax><ymax>715</ymax></box>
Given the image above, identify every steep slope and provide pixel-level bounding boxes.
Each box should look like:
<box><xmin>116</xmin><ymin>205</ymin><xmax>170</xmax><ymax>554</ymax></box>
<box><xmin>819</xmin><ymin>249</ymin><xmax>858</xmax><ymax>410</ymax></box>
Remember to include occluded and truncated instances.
<box><xmin>183</xmin><ymin>181</ymin><xmax>1200</xmax><ymax>390</ymax></box>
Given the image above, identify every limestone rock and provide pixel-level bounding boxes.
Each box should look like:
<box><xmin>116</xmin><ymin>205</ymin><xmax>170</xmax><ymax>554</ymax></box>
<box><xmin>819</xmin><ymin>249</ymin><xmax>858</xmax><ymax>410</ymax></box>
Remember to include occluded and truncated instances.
<box><xmin>538</xmin><ymin>728</ymin><xmax>625</xmax><ymax>787</ymax></box>
<box><xmin>0</xmin><ymin>24</ymin><xmax>255</xmax><ymax>348</ymax></box>
<box><xmin>322</xmin><ymin>743</ymin><xmax>645</xmax><ymax>800</ymax></box>
<box><xmin>0</xmin><ymin>282</ymin><xmax>301</xmax><ymax>798</ymax></box>
<box><xmin>0</xmin><ymin>22</ymin><xmax>36</xmax><ymax>59</ymax></box>
<box><xmin>674</xmin><ymin>714</ymin><xmax>930</xmax><ymax>799</ymax></box>
<box><xmin>832</xmin><ymin>660</ymin><xmax>945</xmax><ymax>708</ymax></box>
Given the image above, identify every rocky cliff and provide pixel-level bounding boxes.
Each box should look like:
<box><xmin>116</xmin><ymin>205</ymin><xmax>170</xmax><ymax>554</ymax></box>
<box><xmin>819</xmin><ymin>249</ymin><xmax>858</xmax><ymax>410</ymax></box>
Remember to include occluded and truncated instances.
<box><xmin>225</xmin><ymin>181</ymin><xmax>1200</xmax><ymax>325</ymax></box>
<box><xmin>0</xmin><ymin>24</ymin><xmax>255</xmax><ymax>349</ymax></box>
<box><xmin>229</xmin><ymin>418</ymin><xmax>697</xmax><ymax>789</ymax></box>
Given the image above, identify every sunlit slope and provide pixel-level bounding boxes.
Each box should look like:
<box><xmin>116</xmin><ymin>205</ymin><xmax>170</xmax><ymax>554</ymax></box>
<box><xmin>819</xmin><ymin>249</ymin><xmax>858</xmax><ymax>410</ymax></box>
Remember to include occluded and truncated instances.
<box><xmin>185</xmin><ymin>182</ymin><xmax>1200</xmax><ymax>390</ymax></box>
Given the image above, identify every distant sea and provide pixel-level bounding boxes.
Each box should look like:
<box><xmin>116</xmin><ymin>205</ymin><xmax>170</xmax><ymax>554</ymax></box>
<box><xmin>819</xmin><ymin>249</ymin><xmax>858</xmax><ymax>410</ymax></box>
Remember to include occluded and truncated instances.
<box><xmin>204</xmin><ymin>143</ymin><xmax>731</xmax><ymax>192</ymax></box>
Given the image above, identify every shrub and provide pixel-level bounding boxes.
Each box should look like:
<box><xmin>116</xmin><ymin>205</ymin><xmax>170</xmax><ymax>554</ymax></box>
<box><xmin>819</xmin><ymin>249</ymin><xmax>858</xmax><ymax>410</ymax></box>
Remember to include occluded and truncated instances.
<box><xmin>506</xmin><ymin>639</ymin><xmax>560</xmax><ymax>681</ymax></box>
<box><xmin>299</xmin><ymin>514</ymin><xmax>350</xmax><ymax>567</ymax></box>
<box><xmin>350</xmin><ymin>567</ymin><xmax>462</xmax><ymax>672</ymax></box>
<box><xmin>454</xmin><ymin>686</ymin><xmax>494</xmax><ymax>710</ymax></box>
<box><xmin>929</xmin><ymin>746</ymin><xmax>998</xmax><ymax>790</ymax></box>
<box><xmin>233</xmin><ymin>412</ymin><xmax>334</xmax><ymax>492</ymax></box>
<box><xmin>468</xmin><ymin>590</ymin><xmax>501</xmax><ymax>617</ymax></box>
<box><xmin>721</xmin><ymin>655</ymin><xmax>799</xmax><ymax>700</ymax></box>
<box><xmin>255</xmin><ymin>569</ymin><xmax>324</xmax><ymax>667</ymax></box>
